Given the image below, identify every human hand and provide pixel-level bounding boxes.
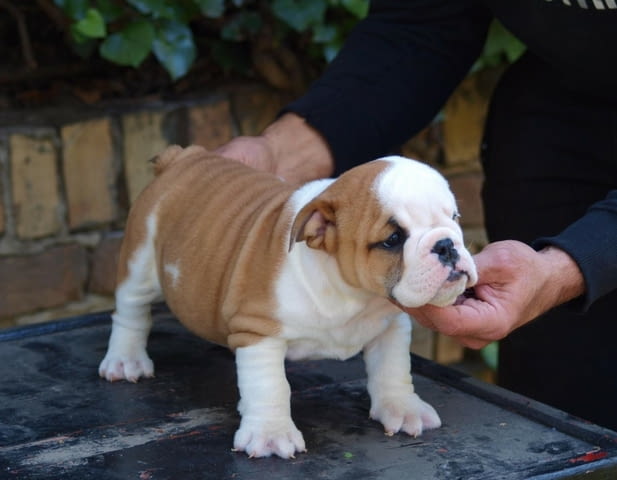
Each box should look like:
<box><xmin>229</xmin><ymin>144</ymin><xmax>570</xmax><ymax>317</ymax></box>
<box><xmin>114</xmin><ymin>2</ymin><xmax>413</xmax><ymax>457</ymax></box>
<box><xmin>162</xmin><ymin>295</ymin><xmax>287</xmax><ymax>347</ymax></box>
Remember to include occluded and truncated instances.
<box><xmin>405</xmin><ymin>240</ymin><xmax>585</xmax><ymax>349</ymax></box>
<box><xmin>215</xmin><ymin>135</ymin><xmax>277</xmax><ymax>175</ymax></box>
<box><xmin>214</xmin><ymin>113</ymin><xmax>334</xmax><ymax>184</ymax></box>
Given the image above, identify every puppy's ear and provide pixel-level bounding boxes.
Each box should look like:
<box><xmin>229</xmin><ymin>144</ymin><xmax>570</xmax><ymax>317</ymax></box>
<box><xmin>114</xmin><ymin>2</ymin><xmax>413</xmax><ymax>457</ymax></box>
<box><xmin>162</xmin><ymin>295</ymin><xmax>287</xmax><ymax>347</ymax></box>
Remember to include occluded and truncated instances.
<box><xmin>289</xmin><ymin>199</ymin><xmax>337</xmax><ymax>253</ymax></box>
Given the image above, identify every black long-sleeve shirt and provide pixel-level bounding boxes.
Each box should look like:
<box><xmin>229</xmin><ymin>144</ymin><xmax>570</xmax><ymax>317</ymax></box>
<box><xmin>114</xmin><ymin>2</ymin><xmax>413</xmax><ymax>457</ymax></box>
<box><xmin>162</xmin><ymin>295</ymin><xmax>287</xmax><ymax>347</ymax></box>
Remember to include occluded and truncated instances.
<box><xmin>284</xmin><ymin>0</ymin><xmax>617</xmax><ymax>308</ymax></box>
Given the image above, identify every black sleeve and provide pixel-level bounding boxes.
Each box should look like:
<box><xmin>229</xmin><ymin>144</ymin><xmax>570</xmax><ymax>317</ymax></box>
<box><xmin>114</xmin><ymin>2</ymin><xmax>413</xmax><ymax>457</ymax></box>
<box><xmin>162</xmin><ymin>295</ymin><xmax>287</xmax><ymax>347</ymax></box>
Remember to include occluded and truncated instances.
<box><xmin>283</xmin><ymin>0</ymin><xmax>492</xmax><ymax>174</ymax></box>
<box><xmin>533</xmin><ymin>190</ymin><xmax>617</xmax><ymax>310</ymax></box>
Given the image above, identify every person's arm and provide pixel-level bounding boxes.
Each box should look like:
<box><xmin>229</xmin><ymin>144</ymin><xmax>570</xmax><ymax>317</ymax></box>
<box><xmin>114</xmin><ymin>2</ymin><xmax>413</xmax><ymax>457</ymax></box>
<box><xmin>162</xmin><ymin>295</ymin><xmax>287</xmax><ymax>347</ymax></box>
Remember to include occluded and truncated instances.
<box><xmin>533</xmin><ymin>190</ymin><xmax>617</xmax><ymax>309</ymax></box>
<box><xmin>284</xmin><ymin>0</ymin><xmax>492</xmax><ymax>174</ymax></box>
<box><xmin>217</xmin><ymin>0</ymin><xmax>492</xmax><ymax>182</ymax></box>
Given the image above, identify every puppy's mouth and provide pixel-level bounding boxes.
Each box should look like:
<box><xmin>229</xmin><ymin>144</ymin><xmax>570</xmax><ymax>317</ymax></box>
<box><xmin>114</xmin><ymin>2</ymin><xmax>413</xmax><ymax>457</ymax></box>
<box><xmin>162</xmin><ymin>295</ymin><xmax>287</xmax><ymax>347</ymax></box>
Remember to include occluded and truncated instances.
<box><xmin>424</xmin><ymin>268</ymin><xmax>474</xmax><ymax>307</ymax></box>
<box><xmin>454</xmin><ymin>287</ymin><xmax>477</xmax><ymax>305</ymax></box>
<box><xmin>446</xmin><ymin>269</ymin><xmax>470</xmax><ymax>282</ymax></box>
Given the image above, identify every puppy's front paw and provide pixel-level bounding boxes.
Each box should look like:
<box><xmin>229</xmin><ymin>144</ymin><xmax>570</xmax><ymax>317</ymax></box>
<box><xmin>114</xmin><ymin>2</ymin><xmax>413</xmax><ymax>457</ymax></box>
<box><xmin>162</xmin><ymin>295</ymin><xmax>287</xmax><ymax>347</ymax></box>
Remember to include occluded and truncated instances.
<box><xmin>98</xmin><ymin>349</ymin><xmax>154</xmax><ymax>383</ymax></box>
<box><xmin>370</xmin><ymin>393</ymin><xmax>441</xmax><ymax>437</ymax></box>
<box><xmin>233</xmin><ymin>417</ymin><xmax>306</xmax><ymax>459</ymax></box>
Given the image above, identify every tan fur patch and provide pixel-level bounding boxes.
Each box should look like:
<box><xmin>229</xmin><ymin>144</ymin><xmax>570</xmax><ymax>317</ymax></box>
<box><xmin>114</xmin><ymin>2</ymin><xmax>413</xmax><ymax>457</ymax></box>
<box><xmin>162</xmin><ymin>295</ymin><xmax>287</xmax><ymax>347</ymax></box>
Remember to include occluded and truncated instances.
<box><xmin>122</xmin><ymin>146</ymin><xmax>295</xmax><ymax>348</ymax></box>
<box><xmin>292</xmin><ymin>160</ymin><xmax>401</xmax><ymax>297</ymax></box>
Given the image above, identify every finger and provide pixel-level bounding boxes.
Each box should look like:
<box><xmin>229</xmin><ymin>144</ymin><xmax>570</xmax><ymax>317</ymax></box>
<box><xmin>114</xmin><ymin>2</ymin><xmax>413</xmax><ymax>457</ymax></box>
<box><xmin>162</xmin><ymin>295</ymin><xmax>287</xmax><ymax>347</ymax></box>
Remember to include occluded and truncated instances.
<box><xmin>411</xmin><ymin>297</ymin><xmax>502</xmax><ymax>339</ymax></box>
<box><xmin>455</xmin><ymin>336</ymin><xmax>492</xmax><ymax>350</ymax></box>
<box><xmin>409</xmin><ymin>304</ymin><xmax>495</xmax><ymax>350</ymax></box>
<box><xmin>407</xmin><ymin>308</ymin><xmax>437</xmax><ymax>331</ymax></box>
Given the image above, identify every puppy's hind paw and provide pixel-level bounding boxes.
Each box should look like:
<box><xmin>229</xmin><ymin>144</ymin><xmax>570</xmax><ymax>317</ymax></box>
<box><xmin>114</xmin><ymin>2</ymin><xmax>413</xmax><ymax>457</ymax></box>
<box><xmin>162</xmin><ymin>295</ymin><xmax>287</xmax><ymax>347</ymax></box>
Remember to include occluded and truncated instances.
<box><xmin>98</xmin><ymin>350</ymin><xmax>154</xmax><ymax>383</ymax></box>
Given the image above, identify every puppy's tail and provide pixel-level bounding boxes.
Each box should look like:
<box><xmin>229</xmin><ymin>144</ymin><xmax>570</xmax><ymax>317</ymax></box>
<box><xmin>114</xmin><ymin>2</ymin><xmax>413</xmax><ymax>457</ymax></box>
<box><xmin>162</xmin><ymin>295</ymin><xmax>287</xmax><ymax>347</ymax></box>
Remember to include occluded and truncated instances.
<box><xmin>150</xmin><ymin>145</ymin><xmax>207</xmax><ymax>176</ymax></box>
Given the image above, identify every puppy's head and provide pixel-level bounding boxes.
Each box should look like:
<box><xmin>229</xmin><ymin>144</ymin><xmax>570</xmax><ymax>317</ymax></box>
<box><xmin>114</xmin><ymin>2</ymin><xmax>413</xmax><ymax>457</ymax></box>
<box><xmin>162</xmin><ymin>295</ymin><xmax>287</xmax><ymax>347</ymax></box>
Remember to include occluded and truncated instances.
<box><xmin>290</xmin><ymin>156</ymin><xmax>477</xmax><ymax>308</ymax></box>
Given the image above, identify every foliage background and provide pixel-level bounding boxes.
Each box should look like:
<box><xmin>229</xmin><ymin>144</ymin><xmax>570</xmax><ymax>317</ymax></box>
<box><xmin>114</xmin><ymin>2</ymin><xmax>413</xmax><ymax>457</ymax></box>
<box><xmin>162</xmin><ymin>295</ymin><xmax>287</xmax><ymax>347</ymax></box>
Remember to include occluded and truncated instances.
<box><xmin>1</xmin><ymin>0</ymin><xmax>524</xmax><ymax>107</ymax></box>
<box><xmin>55</xmin><ymin>0</ymin><xmax>524</xmax><ymax>78</ymax></box>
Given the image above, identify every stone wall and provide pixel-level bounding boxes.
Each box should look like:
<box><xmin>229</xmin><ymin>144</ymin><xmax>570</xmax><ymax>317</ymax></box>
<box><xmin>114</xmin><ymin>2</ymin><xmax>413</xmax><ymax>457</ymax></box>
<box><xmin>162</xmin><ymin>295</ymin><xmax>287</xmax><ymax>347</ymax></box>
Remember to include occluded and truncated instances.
<box><xmin>0</xmin><ymin>70</ymin><xmax>498</xmax><ymax>362</ymax></box>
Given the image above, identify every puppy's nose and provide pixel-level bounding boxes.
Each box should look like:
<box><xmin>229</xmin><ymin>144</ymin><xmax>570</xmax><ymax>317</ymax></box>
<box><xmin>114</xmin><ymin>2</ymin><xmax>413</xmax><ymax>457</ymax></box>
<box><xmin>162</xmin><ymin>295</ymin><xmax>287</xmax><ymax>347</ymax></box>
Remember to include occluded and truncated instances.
<box><xmin>431</xmin><ymin>238</ymin><xmax>459</xmax><ymax>267</ymax></box>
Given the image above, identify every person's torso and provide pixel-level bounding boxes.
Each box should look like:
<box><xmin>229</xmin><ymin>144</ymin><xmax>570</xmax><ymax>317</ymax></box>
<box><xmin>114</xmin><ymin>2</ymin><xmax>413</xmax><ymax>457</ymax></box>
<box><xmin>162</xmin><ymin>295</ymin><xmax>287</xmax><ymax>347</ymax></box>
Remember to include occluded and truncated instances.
<box><xmin>484</xmin><ymin>0</ymin><xmax>617</xmax><ymax>95</ymax></box>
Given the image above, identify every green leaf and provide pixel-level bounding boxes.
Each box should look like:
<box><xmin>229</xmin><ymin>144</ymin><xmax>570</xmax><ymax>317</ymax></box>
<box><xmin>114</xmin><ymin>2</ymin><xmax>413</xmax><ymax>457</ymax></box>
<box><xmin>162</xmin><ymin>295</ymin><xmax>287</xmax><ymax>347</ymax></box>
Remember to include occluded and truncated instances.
<box><xmin>312</xmin><ymin>23</ymin><xmax>337</xmax><ymax>44</ymax></box>
<box><xmin>54</xmin><ymin>0</ymin><xmax>89</xmax><ymax>20</ymax></box>
<box><xmin>473</xmin><ymin>20</ymin><xmax>526</xmax><ymax>72</ymax></box>
<box><xmin>485</xmin><ymin>21</ymin><xmax>525</xmax><ymax>63</ymax></box>
<box><xmin>70</xmin><ymin>38</ymin><xmax>98</xmax><ymax>59</ymax></box>
<box><xmin>481</xmin><ymin>342</ymin><xmax>499</xmax><ymax>371</ymax></box>
<box><xmin>72</xmin><ymin>8</ymin><xmax>107</xmax><ymax>39</ymax></box>
<box><xmin>341</xmin><ymin>0</ymin><xmax>368</xmax><ymax>18</ymax></box>
<box><xmin>272</xmin><ymin>0</ymin><xmax>328</xmax><ymax>32</ymax></box>
<box><xmin>323</xmin><ymin>42</ymin><xmax>342</xmax><ymax>62</ymax></box>
<box><xmin>126</xmin><ymin>0</ymin><xmax>187</xmax><ymax>20</ymax></box>
<box><xmin>503</xmin><ymin>37</ymin><xmax>526</xmax><ymax>63</ymax></box>
<box><xmin>221</xmin><ymin>12</ymin><xmax>262</xmax><ymax>42</ymax></box>
<box><xmin>210</xmin><ymin>40</ymin><xmax>251</xmax><ymax>74</ymax></box>
<box><xmin>95</xmin><ymin>0</ymin><xmax>125</xmax><ymax>22</ymax></box>
<box><xmin>100</xmin><ymin>20</ymin><xmax>155</xmax><ymax>67</ymax></box>
<box><xmin>193</xmin><ymin>0</ymin><xmax>225</xmax><ymax>18</ymax></box>
<box><xmin>152</xmin><ymin>20</ymin><xmax>197</xmax><ymax>80</ymax></box>
<box><xmin>126</xmin><ymin>0</ymin><xmax>160</xmax><ymax>14</ymax></box>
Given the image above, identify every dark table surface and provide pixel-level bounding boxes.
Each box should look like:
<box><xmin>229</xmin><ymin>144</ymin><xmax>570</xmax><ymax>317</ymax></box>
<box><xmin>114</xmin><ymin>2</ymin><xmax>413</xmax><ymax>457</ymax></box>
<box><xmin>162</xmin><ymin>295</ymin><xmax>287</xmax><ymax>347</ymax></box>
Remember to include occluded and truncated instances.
<box><xmin>1</xmin><ymin>307</ymin><xmax>616</xmax><ymax>480</ymax></box>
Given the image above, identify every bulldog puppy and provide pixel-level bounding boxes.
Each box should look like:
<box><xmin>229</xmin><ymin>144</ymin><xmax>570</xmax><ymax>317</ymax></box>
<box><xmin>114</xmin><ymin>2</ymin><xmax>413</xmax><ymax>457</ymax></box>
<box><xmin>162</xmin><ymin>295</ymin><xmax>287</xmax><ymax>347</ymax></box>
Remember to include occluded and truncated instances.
<box><xmin>99</xmin><ymin>145</ymin><xmax>477</xmax><ymax>459</ymax></box>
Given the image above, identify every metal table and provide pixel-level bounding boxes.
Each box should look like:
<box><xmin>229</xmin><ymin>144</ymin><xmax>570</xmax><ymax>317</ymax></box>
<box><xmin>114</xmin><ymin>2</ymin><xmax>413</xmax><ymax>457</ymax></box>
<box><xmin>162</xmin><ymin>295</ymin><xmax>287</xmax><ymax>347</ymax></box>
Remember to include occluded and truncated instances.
<box><xmin>1</xmin><ymin>307</ymin><xmax>616</xmax><ymax>479</ymax></box>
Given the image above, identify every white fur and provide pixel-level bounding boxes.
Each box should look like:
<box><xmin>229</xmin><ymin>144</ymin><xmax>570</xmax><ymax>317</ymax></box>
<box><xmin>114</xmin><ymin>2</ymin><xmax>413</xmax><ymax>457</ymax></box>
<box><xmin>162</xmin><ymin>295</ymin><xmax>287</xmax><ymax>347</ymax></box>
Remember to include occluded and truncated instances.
<box><xmin>99</xmin><ymin>211</ymin><xmax>162</xmax><ymax>382</ymax></box>
<box><xmin>233</xmin><ymin>337</ymin><xmax>305</xmax><ymax>458</ymax></box>
<box><xmin>373</xmin><ymin>156</ymin><xmax>477</xmax><ymax>307</ymax></box>
<box><xmin>164</xmin><ymin>262</ymin><xmax>181</xmax><ymax>288</ymax></box>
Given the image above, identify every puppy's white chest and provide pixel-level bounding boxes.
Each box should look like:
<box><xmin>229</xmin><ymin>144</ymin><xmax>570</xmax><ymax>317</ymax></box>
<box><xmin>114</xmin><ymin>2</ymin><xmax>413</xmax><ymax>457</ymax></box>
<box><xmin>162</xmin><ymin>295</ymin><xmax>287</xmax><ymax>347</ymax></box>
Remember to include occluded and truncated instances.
<box><xmin>274</xmin><ymin>242</ymin><xmax>402</xmax><ymax>361</ymax></box>
<box><xmin>283</xmin><ymin>314</ymin><xmax>386</xmax><ymax>361</ymax></box>
<box><xmin>276</xmin><ymin>288</ymin><xmax>399</xmax><ymax>361</ymax></box>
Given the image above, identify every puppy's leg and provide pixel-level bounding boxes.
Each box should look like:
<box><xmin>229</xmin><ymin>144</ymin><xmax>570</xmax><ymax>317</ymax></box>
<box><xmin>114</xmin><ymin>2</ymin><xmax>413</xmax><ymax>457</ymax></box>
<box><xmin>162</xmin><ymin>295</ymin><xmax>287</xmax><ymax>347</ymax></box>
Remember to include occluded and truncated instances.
<box><xmin>99</xmin><ymin>216</ymin><xmax>162</xmax><ymax>382</ymax></box>
<box><xmin>363</xmin><ymin>312</ymin><xmax>441</xmax><ymax>437</ymax></box>
<box><xmin>232</xmin><ymin>336</ymin><xmax>305</xmax><ymax>459</ymax></box>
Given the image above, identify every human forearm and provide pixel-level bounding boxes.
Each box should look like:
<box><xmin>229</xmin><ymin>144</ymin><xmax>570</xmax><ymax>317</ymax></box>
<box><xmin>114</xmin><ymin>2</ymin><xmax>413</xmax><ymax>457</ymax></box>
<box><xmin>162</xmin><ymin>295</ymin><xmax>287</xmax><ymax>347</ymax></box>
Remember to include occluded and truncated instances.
<box><xmin>535</xmin><ymin>246</ymin><xmax>585</xmax><ymax>313</ymax></box>
<box><xmin>283</xmin><ymin>0</ymin><xmax>491</xmax><ymax>172</ymax></box>
<box><xmin>262</xmin><ymin>113</ymin><xmax>334</xmax><ymax>182</ymax></box>
<box><xmin>533</xmin><ymin>190</ymin><xmax>617</xmax><ymax>309</ymax></box>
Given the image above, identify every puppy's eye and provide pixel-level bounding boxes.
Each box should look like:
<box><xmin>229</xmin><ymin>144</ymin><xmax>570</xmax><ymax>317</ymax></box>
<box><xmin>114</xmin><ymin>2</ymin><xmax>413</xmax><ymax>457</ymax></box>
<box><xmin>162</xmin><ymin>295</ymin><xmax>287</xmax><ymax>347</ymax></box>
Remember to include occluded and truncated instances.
<box><xmin>452</xmin><ymin>212</ymin><xmax>461</xmax><ymax>222</ymax></box>
<box><xmin>381</xmin><ymin>230</ymin><xmax>405</xmax><ymax>250</ymax></box>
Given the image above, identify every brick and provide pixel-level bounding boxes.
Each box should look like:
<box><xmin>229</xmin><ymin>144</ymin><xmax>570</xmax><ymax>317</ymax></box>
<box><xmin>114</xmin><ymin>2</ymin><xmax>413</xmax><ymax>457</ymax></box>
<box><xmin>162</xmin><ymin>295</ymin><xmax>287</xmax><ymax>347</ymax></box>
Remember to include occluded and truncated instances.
<box><xmin>61</xmin><ymin>118</ymin><xmax>116</xmax><ymax>229</ymax></box>
<box><xmin>122</xmin><ymin>111</ymin><xmax>168</xmax><ymax>204</ymax></box>
<box><xmin>401</xmin><ymin>124</ymin><xmax>443</xmax><ymax>168</ymax></box>
<box><xmin>88</xmin><ymin>233</ymin><xmax>123</xmax><ymax>295</ymax></box>
<box><xmin>0</xmin><ymin>244</ymin><xmax>87</xmax><ymax>319</ymax></box>
<box><xmin>435</xmin><ymin>333</ymin><xmax>465</xmax><ymax>365</ymax></box>
<box><xmin>188</xmin><ymin>99</ymin><xmax>234</xmax><ymax>150</ymax></box>
<box><xmin>461</xmin><ymin>226</ymin><xmax>488</xmax><ymax>254</ymax></box>
<box><xmin>448</xmin><ymin>171</ymin><xmax>485</xmax><ymax>227</ymax></box>
<box><xmin>0</xmin><ymin>180</ymin><xmax>4</xmax><ymax>236</ymax></box>
<box><xmin>10</xmin><ymin>134</ymin><xmax>61</xmax><ymax>239</ymax></box>
<box><xmin>442</xmin><ymin>70</ymin><xmax>498</xmax><ymax>168</ymax></box>
<box><xmin>0</xmin><ymin>139</ymin><xmax>4</xmax><ymax>236</ymax></box>
<box><xmin>232</xmin><ymin>87</ymin><xmax>287</xmax><ymax>136</ymax></box>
